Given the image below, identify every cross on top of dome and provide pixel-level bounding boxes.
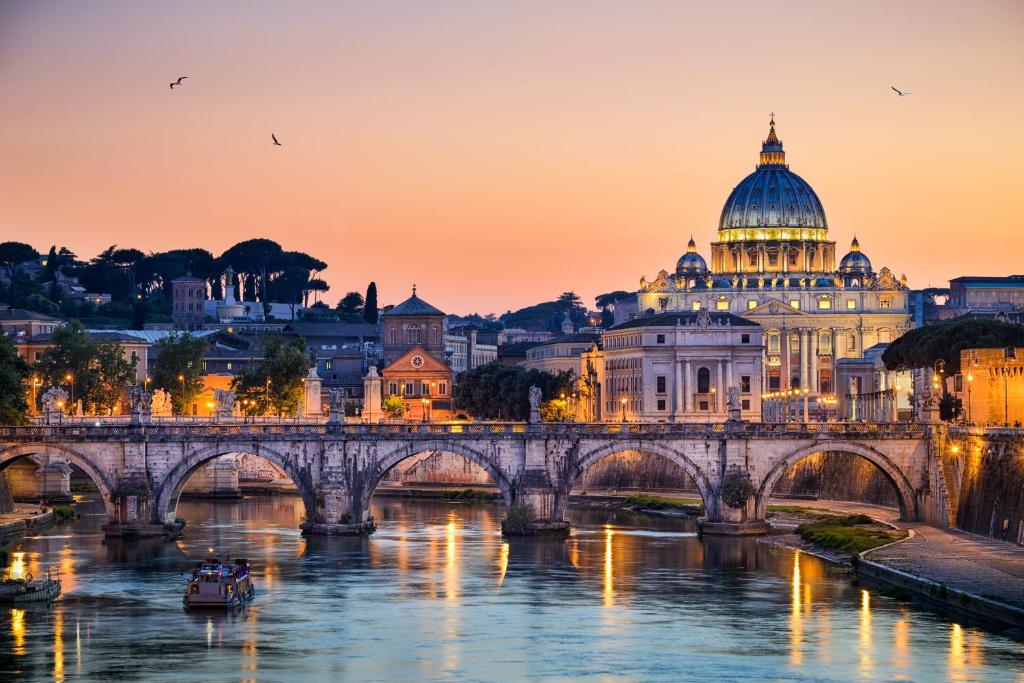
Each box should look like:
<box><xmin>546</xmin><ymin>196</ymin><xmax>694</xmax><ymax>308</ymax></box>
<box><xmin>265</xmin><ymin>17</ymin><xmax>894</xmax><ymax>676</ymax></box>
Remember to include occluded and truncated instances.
<box><xmin>760</xmin><ymin>114</ymin><xmax>785</xmax><ymax>167</ymax></box>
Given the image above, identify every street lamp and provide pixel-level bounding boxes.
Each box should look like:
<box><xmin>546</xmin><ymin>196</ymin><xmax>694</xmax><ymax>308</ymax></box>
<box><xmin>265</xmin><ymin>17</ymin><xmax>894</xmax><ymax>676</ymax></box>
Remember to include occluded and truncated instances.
<box><xmin>31</xmin><ymin>377</ymin><xmax>41</xmax><ymax>415</ymax></box>
<box><xmin>421</xmin><ymin>398</ymin><xmax>429</xmax><ymax>423</ymax></box>
<box><xmin>177</xmin><ymin>375</ymin><xmax>185</xmax><ymax>418</ymax></box>
<box><xmin>802</xmin><ymin>387</ymin><xmax>810</xmax><ymax>423</ymax></box>
<box><xmin>620</xmin><ymin>397</ymin><xmax>627</xmax><ymax>423</ymax></box>
<box><xmin>65</xmin><ymin>373</ymin><xmax>74</xmax><ymax>414</ymax></box>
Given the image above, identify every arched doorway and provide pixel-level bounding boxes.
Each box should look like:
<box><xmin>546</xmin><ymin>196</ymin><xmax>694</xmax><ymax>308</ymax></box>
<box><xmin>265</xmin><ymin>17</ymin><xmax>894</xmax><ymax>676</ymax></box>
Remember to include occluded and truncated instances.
<box><xmin>756</xmin><ymin>442</ymin><xmax>918</xmax><ymax>521</ymax></box>
<box><xmin>154</xmin><ymin>444</ymin><xmax>316</xmax><ymax>526</ymax></box>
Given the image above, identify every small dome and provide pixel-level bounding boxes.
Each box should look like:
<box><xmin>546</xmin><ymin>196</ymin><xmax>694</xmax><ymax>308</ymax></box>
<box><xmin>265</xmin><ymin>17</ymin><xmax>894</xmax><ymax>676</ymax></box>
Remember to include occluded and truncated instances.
<box><xmin>838</xmin><ymin>237</ymin><xmax>873</xmax><ymax>274</ymax></box>
<box><xmin>676</xmin><ymin>237</ymin><xmax>709</xmax><ymax>276</ymax></box>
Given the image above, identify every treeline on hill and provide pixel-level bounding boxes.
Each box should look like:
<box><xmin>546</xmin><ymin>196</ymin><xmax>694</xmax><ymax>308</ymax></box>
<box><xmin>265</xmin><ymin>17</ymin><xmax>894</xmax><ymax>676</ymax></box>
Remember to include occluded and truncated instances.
<box><xmin>882</xmin><ymin>318</ymin><xmax>1024</xmax><ymax>375</ymax></box>
<box><xmin>453</xmin><ymin>363</ymin><xmax>575</xmax><ymax>421</ymax></box>
<box><xmin>459</xmin><ymin>290</ymin><xmax>632</xmax><ymax>334</ymax></box>
<box><xmin>0</xmin><ymin>238</ymin><xmax>341</xmax><ymax>327</ymax></box>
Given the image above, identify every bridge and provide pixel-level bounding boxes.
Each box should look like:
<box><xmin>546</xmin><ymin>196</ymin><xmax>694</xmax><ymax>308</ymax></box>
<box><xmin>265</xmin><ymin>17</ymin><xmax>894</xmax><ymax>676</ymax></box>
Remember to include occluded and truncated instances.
<box><xmin>0</xmin><ymin>421</ymin><xmax>949</xmax><ymax>537</ymax></box>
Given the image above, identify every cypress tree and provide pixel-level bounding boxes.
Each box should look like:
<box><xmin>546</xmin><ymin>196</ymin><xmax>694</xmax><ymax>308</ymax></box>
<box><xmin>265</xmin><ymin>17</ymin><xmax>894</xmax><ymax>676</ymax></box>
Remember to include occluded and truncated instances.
<box><xmin>363</xmin><ymin>281</ymin><xmax>379</xmax><ymax>324</ymax></box>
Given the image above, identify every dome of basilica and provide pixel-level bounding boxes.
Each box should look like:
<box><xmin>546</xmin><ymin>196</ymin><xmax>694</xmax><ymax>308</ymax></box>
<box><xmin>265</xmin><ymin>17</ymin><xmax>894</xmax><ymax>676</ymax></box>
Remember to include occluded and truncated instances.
<box><xmin>838</xmin><ymin>237</ymin><xmax>873</xmax><ymax>274</ymax></box>
<box><xmin>718</xmin><ymin>118</ymin><xmax>828</xmax><ymax>232</ymax></box>
<box><xmin>676</xmin><ymin>237</ymin><xmax>709</xmax><ymax>276</ymax></box>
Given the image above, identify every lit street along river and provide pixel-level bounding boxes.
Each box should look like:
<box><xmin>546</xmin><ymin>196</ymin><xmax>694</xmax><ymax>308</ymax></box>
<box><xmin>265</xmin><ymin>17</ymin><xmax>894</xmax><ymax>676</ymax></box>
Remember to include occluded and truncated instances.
<box><xmin>2</xmin><ymin>495</ymin><xmax>1023</xmax><ymax>681</ymax></box>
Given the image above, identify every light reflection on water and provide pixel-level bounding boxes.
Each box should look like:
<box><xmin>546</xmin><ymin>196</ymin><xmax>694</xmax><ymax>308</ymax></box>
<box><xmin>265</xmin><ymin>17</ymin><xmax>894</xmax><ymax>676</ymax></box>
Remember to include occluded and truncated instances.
<box><xmin>0</xmin><ymin>494</ymin><xmax>1022</xmax><ymax>681</ymax></box>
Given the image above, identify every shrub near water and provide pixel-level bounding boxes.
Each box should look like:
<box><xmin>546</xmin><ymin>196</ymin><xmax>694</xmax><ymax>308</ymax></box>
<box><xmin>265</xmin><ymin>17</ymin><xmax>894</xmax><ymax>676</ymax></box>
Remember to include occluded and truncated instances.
<box><xmin>52</xmin><ymin>505</ymin><xmax>76</xmax><ymax>521</ymax></box>
<box><xmin>795</xmin><ymin>514</ymin><xmax>903</xmax><ymax>554</ymax></box>
<box><xmin>501</xmin><ymin>503</ymin><xmax>536</xmax><ymax>534</ymax></box>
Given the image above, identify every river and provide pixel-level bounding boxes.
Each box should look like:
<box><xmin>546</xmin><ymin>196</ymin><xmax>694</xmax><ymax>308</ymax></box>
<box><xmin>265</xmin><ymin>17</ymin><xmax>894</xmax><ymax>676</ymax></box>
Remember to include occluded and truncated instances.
<box><xmin>2</xmin><ymin>495</ymin><xmax>1022</xmax><ymax>681</ymax></box>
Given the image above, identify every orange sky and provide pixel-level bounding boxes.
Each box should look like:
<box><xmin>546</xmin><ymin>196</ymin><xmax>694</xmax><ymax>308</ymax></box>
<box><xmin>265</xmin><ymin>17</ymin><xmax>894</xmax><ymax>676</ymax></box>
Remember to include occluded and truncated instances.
<box><xmin>1</xmin><ymin>1</ymin><xmax>1022</xmax><ymax>314</ymax></box>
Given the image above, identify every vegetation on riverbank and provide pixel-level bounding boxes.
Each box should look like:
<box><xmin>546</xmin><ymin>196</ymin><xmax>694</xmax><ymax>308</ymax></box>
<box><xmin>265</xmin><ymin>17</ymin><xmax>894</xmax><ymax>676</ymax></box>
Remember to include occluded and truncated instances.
<box><xmin>443</xmin><ymin>488</ymin><xmax>501</xmax><ymax>502</ymax></box>
<box><xmin>52</xmin><ymin>505</ymin><xmax>76</xmax><ymax>521</ymax></box>
<box><xmin>620</xmin><ymin>494</ymin><xmax>701</xmax><ymax>511</ymax></box>
<box><xmin>794</xmin><ymin>514</ymin><xmax>906</xmax><ymax>554</ymax></box>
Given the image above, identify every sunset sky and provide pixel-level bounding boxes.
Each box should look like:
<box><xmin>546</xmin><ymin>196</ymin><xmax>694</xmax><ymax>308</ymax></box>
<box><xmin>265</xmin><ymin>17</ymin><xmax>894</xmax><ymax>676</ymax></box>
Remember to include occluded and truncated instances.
<box><xmin>1</xmin><ymin>1</ymin><xmax>1022</xmax><ymax>314</ymax></box>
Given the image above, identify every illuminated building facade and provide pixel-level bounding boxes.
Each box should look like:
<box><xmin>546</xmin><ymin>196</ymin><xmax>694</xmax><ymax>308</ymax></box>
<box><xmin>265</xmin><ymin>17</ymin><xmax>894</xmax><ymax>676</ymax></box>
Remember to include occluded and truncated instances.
<box><xmin>619</xmin><ymin>118</ymin><xmax>913</xmax><ymax>407</ymax></box>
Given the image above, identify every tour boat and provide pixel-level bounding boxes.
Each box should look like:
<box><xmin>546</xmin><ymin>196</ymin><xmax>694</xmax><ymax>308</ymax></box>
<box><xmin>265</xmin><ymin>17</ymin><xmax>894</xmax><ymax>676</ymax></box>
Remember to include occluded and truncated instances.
<box><xmin>0</xmin><ymin>567</ymin><xmax>62</xmax><ymax>604</ymax></box>
<box><xmin>183</xmin><ymin>558</ymin><xmax>255</xmax><ymax>609</ymax></box>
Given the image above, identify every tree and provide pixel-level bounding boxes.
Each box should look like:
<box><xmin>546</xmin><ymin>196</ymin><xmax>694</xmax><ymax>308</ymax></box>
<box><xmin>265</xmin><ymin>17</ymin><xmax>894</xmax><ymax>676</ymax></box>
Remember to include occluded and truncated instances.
<box><xmin>0</xmin><ymin>333</ymin><xmax>31</xmax><ymax>424</ymax></box>
<box><xmin>86</xmin><ymin>342</ymin><xmax>137</xmax><ymax>415</ymax></box>
<box><xmin>273</xmin><ymin>266</ymin><xmax>310</xmax><ymax>320</ymax></box>
<box><xmin>220</xmin><ymin>239</ymin><xmax>285</xmax><ymax>313</ymax></box>
<box><xmin>882</xmin><ymin>318</ymin><xmax>1024</xmax><ymax>376</ymax></box>
<box><xmin>453</xmin><ymin>362</ymin><xmax>576</xmax><ymax>420</ymax></box>
<box><xmin>336</xmin><ymin>291</ymin><xmax>364</xmax><ymax>322</ymax></box>
<box><xmin>0</xmin><ymin>242</ymin><xmax>41</xmax><ymax>306</ymax></box>
<box><xmin>305</xmin><ymin>278</ymin><xmax>330</xmax><ymax>307</ymax></box>
<box><xmin>231</xmin><ymin>336</ymin><xmax>311</xmax><ymax>416</ymax></box>
<box><xmin>363</xmin><ymin>282</ymin><xmax>379</xmax><ymax>324</ymax></box>
<box><xmin>0</xmin><ymin>242</ymin><xmax>40</xmax><ymax>278</ymax></box>
<box><xmin>151</xmin><ymin>333</ymin><xmax>209</xmax><ymax>415</ymax></box>
<box><xmin>34</xmin><ymin>321</ymin><xmax>98</xmax><ymax>414</ymax></box>
<box><xmin>383</xmin><ymin>394</ymin><xmax>405</xmax><ymax>418</ymax></box>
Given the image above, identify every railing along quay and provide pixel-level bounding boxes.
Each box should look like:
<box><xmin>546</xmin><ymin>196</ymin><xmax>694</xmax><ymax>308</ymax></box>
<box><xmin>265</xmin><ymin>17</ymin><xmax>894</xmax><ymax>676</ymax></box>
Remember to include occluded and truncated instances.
<box><xmin>0</xmin><ymin>421</ymin><xmax>927</xmax><ymax>441</ymax></box>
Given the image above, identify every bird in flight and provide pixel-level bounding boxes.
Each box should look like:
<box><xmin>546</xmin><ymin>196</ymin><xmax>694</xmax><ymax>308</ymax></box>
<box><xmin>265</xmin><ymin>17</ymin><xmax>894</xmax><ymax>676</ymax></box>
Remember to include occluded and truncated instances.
<box><xmin>169</xmin><ymin>76</ymin><xmax>188</xmax><ymax>90</ymax></box>
<box><xmin>271</xmin><ymin>134</ymin><xmax>282</xmax><ymax>146</ymax></box>
<box><xmin>891</xmin><ymin>86</ymin><xmax>911</xmax><ymax>96</ymax></box>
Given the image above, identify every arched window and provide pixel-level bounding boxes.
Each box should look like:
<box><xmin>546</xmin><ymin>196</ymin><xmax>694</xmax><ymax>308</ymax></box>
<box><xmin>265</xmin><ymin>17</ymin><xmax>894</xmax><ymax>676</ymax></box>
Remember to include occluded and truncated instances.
<box><xmin>697</xmin><ymin>367</ymin><xmax>710</xmax><ymax>394</ymax></box>
<box><xmin>767</xmin><ymin>332</ymin><xmax>780</xmax><ymax>354</ymax></box>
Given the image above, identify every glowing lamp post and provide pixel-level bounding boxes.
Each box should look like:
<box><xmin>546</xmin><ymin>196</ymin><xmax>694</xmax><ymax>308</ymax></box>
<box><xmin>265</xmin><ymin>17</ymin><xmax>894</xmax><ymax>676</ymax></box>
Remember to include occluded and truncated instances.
<box><xmin>620</xmin><ymin>397</ymin><xmax>627</xmax><ymax>423</ymax></box>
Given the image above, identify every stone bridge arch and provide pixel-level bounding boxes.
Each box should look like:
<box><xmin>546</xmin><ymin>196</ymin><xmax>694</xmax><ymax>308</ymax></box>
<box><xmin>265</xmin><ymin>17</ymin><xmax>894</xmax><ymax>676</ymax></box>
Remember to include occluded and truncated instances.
<box><xmin>0</xmin><ymin>443</ymin><xmax>116</xmax><ymax>517</ymax></box>
<box><xmin>755</xmin><ymin>440</ymin><xmax>919</xmax><ymax>522</ymax></box>
<box><xmin>571</xmin><ymin>440</ymin><xmax>714</xmax><ymax>516</ymax></box>
<box><xmin>154</xmin><ymin>443</ymin><xmax>317</xmax><ymax>525</ymax></box>
<box><xmin>356</xmin><ymin>440</ymin><xmax>516</xmax><ymax>520</ymax></box>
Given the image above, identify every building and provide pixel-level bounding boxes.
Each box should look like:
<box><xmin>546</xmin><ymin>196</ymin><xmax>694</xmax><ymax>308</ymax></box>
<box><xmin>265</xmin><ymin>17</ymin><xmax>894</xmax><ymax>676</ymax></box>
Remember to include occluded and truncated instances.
<box><xmin>381</xmin><ymin>288</ymin><xmax>454</xmax><ymax>420</ymax></box>
<box><xmin>446</xmin><ymin>326</ymin><xmax>498</xmax><ymax>374</ymax></box>
<box><xmin>579</xmin><ymin>311</ymin><xmax>763</xmax><ymax>422</ymax></box>
<box><xmin>0</xmin><ymin>308</ymin><xmax>62</xmax><ymax>339</ymax></box>
<box><xmin>958</xmin><ymin>347</ymin><xmax>1024</xmax><ymax>427</ymax></box>
<box><xmin>520</xmin><ymin>333</ymin><xmax>601</xmax><ymax>376</ymax></box>
<box><xmin>833</xmin><ymin>343</ymin><xmax>913</xmax><ymax>422</ymax></box>
<box><xmin>618</xmin><ymin>117</ymin><xmax>912</xmax><ymax>405</ymax></box>
<box><xmin>170</xmin><ymin>273</ymin><xmax>206</xmax><ymax>331</ymax></box>
<box><xmin>922</xmin><ymin>275</ymin><xmax>1024</xmax><ymax>323</ymax></box>
<box><xmin>496</xmin><ymin>341</ymin><xmax>541</xmax><ymax>366</ymax></box>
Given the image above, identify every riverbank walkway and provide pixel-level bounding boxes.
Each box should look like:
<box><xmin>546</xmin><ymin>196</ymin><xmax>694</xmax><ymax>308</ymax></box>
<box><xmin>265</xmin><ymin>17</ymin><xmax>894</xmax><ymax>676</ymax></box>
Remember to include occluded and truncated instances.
<box><xmin>778</xmin><ymin>499</ymin><xmax>1024</xmax><ymax>610</ymax></box>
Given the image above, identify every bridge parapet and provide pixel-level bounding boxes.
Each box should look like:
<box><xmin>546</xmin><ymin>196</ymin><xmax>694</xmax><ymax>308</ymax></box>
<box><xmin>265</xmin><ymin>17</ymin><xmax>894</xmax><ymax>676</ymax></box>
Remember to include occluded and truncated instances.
<box><xmin>0</xmin><ymin>421</ymin><xmax>927</xmax><ymax>442</ymax></box>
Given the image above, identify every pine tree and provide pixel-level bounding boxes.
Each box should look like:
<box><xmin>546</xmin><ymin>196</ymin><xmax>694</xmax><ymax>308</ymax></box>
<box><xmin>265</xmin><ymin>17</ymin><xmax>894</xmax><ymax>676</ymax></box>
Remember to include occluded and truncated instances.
<box><xmin>363</xmin><ymin>281</ymin><xmax>379</xmax><ymax>324</ymax></box>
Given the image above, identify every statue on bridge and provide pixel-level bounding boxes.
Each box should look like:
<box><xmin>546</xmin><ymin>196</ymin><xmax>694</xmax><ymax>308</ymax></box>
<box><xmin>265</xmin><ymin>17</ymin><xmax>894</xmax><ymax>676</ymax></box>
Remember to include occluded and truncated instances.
<box><xmin>40</xmin><ymin>386</ymin><xmax>69</xmax><ymax>423</ymax></box>
<box><xmin>328</xmin><ymin>388</ymin><xmax>344</xmax><ymax>424</ymax></box>
<box><xmin>726</xmin><ymin>386</ymin><xmax>742</xmax><ymax>422</ymax></box>
<box><xmin>213</xmin><ymin>388</ymin><xmax>236</xmax><ymax>418</ymax></box>
<box><xmin>127</xmin><ymin>385</ymin><xmax>153</xmax><ymax>424</ymax></box>
<box><xmin>151</xmin><ymin>389</ymin><xmax>173</xmax><ymax>418</ymax></box>
<box><xmin>528</xmin><ymin>385</ymin><xmax>542</xmax><ymax>424</ymax></box>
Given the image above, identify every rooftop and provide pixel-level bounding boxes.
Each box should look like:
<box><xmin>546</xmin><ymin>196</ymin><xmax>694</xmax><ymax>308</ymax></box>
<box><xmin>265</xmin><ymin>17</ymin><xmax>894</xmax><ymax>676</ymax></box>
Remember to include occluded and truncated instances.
<box><xmin>612</xmin><ymin>311</ymin><xmax>760</xmax><ymax>329</ymax></box>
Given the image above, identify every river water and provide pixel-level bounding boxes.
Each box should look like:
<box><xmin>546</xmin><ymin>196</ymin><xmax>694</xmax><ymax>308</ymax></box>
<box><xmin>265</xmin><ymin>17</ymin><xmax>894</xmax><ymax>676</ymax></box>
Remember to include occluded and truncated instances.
<box><xmin>2</xmin><ymin>495</ymin><xmax>1022</xmax><ymax>682</ymax></box>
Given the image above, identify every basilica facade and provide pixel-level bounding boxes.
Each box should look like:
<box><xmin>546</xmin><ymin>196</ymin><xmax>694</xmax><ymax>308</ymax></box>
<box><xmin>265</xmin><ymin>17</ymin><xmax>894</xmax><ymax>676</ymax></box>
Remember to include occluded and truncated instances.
<box><xmin>614</xmin><ymin>118</ymin><xmax>912</xmax><ymax>402</ymax></box>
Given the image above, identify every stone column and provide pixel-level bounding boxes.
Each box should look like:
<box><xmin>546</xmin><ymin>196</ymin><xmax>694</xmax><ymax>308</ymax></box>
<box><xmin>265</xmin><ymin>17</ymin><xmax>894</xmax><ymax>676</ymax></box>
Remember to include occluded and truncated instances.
<box><xmin>781</xmin><ymin>330</ymin><xmax>790</xmax><ymax>391</ymax></box>
<box><xmin>716</xmin><ymin>361</ymin><xmax>724</xmax><ymax>412</ymax></box>
<box><xmin>362</xmin><ymin>367</ymin><xmax>383</xmax><ymax>422</ymax></box>
<box><xmin>809</xmin><ymin>330</ymin><xmax>819</xmax><ymax>394</ymax></box>
<box><xmin>684</xmin><ymin>360</ymin><xmax>693</xmax><ymax>412</ymax></box>
<box><xmin>673</xmin><ymin>360</ymin><xmax>683</xmax><ymax>420</ymax></box>
<box><xmin>798</xmin><ymin>328</ymin><xmax>808</xmax><ymax>390</ymax></box>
